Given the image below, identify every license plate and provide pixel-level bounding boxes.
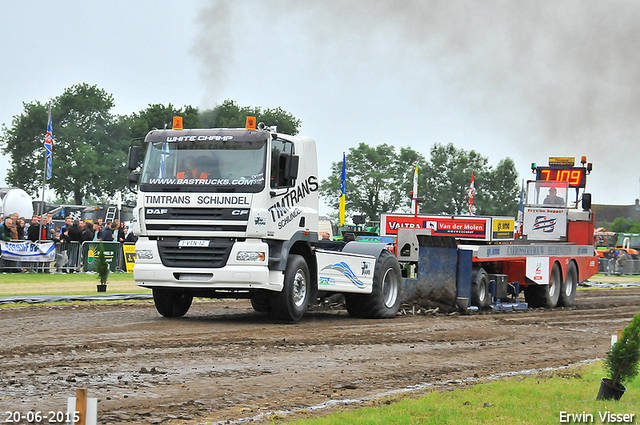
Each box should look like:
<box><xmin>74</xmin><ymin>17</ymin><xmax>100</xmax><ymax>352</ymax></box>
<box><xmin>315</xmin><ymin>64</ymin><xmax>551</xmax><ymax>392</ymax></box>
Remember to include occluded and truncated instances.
<box><xmin>178</xmin><ymin>240</ymin><xmax>210</xmax><ymax>247</ymax></box>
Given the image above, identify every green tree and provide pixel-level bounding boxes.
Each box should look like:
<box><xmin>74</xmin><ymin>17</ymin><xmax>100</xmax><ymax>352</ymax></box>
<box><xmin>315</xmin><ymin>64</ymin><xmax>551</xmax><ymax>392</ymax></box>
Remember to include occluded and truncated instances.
<box><xmin>199</xmin><ymin>99</ymin><xmax>301</xmax><ymax>135</ymax></box>
<box><xmin>0</xmin><ymin>101</ymin><xmax>49</xmax><ymax>196</ymax></box>
<box><xmin>128</xmin><ymin>103</ymin><xmax>200</xmax><ymax>138</ymax></box>
<box><xmin>320</xmin><ymin>142</ymin><xmax>519</xmax><ymax>221</ymax></box>
<box><xmin>126</xmin><ymin>103</ymin><xmax>200</xmax><ymax>163</ymax></box>
<box><xmin>423</xmin><ymin>143</ymin><xmax>487</xmax><ymax>215</ymax></box>
<box><xmin>423</xmin><ymin>143</ymin><xmax>519</xmax><ymax>216</ymax></box>
<box><xmin>320</xmin><ymin>143</ymin><xmax>426</xmax><ymax>221</ymax></box>
<box><xmin>609</xmin><ymin>217</ymin><xmax>640</xmax><ymax>233</ymax></box>
<box><xmin>476</xmin><ymin>158</ymin><xmax>520</xmax><ymax>217</ymax></box>
<box><xmin>0</xmin><ymin>83</ymin><xmax>130</xmax><ymax>204</ymax></box>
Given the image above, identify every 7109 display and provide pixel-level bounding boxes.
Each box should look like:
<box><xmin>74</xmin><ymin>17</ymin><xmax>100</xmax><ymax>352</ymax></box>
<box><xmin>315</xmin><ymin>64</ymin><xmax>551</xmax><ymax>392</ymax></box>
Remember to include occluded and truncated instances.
<box><xmin>535</xmin><ymin>166</ymin><xmax>587</xmax><ymax>188</ymax></box>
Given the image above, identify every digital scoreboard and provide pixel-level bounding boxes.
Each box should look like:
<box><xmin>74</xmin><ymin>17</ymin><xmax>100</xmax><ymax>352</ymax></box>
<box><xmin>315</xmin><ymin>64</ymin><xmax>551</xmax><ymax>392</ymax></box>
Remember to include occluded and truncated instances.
<box><xmin>535</xmin><ymin>166</ymin><xmax>587</xmax><ymax>188</ymax></box>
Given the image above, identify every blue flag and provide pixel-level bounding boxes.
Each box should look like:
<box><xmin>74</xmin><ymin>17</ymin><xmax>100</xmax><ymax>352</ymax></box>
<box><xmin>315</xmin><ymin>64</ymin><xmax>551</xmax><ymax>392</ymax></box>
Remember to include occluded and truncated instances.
<box><xmin>44</xmin><ymin>108</ymin><xmax>53</xmax><ymax>180</ymax></box>
<box><xmin>339</xmin><ymin>153</ymin><xmax>346</xmax><ymax>226</ymax></box>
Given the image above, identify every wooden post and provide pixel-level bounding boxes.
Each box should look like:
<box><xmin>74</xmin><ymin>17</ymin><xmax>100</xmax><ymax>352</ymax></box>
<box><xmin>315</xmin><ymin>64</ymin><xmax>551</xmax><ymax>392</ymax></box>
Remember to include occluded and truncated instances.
<box><xmin>75</xmin><ymin>388</ymin><xmax>87</xmax><ymax>425</ymax></box>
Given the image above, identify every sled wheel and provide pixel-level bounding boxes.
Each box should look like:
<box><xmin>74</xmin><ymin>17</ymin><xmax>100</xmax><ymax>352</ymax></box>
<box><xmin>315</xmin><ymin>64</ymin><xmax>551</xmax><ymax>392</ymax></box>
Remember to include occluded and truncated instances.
<box><xmin>271</xmin><ymin>254</ymin><xmax>310</xmax><ymax>321</ymax></box>
<box><xmin>559</xmin><ymin>262</ymin><xmax>577</xmax><ymax>307</ymax></box>
<box><xmin>152</xmin><ymin>288</ymin><xmax>193</xmax><ymax>318</ymax></box>
<box><xmin>471</xmin><ymin>268</ymin><xmax>491</xmax><ymax>308</ymax></box>
<box><xmin>345</xmin><ymin>249</ymin><xmax>402</xmax><ymax>319</ymax></box>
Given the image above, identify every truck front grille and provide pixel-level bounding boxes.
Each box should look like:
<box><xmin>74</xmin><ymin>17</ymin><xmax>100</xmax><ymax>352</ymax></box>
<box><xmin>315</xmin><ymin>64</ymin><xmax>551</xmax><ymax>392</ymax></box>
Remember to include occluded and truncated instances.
<box><xmin>144</xmin><ymin>207</ymin><xmax>249</xmax><ymax>233</ymax></box>
<box><xmin>157</xmin><ymin>238</ymin><xmax>234</xmax><ymax>268</ymax></box>
<box><xmin>147</xmin><ymin>223</ymin><xmax>246</xmax><ymax>232</ymax></box>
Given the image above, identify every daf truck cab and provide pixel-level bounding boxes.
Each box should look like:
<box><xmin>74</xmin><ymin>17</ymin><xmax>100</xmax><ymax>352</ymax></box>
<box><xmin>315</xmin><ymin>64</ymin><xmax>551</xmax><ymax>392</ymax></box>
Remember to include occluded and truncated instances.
<box><xmin>127</xmin><ymin>120</ymin><xmax>402</xmax><ymax>321</ymax></box>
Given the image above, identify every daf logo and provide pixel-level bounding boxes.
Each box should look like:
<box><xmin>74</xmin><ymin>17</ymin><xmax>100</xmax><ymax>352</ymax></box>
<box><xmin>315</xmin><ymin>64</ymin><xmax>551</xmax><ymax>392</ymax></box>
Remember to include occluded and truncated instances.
<box><xmin>146</xmin><ymin>208</ymin><xmax>168</xmax><ymax>215</ymax></box>
<box><xmin>231</xmin><ymin>209</ymin><xmax>249</xmax><ymax>216</ymax></box>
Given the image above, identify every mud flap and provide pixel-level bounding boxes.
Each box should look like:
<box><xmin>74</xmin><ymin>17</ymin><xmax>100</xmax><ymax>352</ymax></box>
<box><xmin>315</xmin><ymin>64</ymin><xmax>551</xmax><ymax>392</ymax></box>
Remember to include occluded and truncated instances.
<box><xmin>401</xmin><ymin>235</ymin><xmax>461</xmax><ymax>313</ymax></box>
<box><xmin>456</xmin><ymin>249</ymin><xmax>473</xmax><ymax>311</ymax></box>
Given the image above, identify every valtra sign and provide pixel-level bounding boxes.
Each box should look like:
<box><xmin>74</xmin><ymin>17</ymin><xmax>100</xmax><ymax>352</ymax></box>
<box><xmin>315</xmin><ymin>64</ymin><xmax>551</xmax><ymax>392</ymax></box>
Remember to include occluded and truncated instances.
<box><xmin>380</xmin><ymin>213</ymin><xmax>514</xmax><ymax>242</ymax></box>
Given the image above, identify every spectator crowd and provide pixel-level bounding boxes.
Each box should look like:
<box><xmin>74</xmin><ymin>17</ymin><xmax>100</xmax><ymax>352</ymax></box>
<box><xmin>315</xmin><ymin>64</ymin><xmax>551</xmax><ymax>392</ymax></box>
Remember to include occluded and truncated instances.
<box><xmin>1</xmin><ymin>211</ymin><xmax>137</xmax><ymax>272</ymax></box>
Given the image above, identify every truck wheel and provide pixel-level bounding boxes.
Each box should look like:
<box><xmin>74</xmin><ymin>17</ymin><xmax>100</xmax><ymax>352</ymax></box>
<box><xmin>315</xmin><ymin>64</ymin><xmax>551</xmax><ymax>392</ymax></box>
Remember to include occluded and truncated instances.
<box><xmin>152</xmin><ymin>288</ymin><xmax>193</xmax><ymax>318</ymax></box>
<box><xmin>523</xmin><ymin>286</ymin><xmax>540</xmax><ymax>307</ymax></box>
<box><xmin>250</xmin><ymin>291</ymin><xmax>272</xmax><ymax>313</ymax></box>
<box><xmin>471</xmin><ymin>268</ymin><xmax>491</xmax><ymax>308</ymax></box>
<box><xmin>345</xmin><ymin>249</ymin><xmax>402</xmax><ymax>319</ymax></box>
<box><xmin>558</xmin><ymin>262</ymin><xmax>577</xmax><ymax>307</ymax></box>
<box><xmin>271</xmin><ymin>254</ymin><xmax>310</xmax><ymax>321</ymax></box>
<box><xmin>539</xmin><ymin>262</ymin><xmax>562</xmax><ymax>308</ymax></box>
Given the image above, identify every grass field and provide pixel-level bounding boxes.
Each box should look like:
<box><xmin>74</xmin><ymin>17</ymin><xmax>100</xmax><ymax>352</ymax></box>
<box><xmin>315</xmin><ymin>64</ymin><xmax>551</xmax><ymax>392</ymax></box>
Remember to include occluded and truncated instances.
<box><xmin>0</xmin><ymin>271</ymin><xmax>146</xmax><ymax>296</ymax></box>
<box><xmin>285</xmin><ymin>362</ymin><xmax>640</xmax><ymax>425</ymax></box>
<box><xmin>0</xmin><ymin>271</ymin><xmax>635</xmax><ymax>298</ymax></box>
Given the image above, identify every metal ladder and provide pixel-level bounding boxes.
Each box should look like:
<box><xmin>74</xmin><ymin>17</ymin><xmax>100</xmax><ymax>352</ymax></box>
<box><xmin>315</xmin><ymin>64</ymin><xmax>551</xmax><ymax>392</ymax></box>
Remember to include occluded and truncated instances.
<box><xmin>105</xmin><ymin>206</ymin><xmax>117</xmax><ymax>223</ymax></box>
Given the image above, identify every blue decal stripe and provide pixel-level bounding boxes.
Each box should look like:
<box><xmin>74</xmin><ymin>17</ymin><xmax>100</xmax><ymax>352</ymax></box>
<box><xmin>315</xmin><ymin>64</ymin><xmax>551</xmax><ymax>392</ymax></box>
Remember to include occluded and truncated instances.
<box><xmin>320</xmin><ymin>262</ymin><xmax>365</xmax><ymax>288</ymax></box>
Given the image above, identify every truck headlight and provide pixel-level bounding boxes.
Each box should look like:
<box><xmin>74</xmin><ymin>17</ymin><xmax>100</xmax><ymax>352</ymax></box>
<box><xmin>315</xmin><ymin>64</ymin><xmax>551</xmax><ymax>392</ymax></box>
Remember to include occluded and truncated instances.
<box><xmin>236</xmin><ymin>251</ymin><xmax>266</xmax><ymax>261</ymax></box>
<box><xmin>136</xmin><ymin>250</ymin><xmax>154</xmax><ymax>260</ymax></box>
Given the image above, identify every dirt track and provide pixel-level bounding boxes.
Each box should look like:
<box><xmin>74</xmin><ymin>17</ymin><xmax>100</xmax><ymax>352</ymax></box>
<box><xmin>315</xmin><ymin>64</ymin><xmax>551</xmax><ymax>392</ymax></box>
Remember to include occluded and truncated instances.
<box><xmin>1</xmin><ymin>287</ymin><xmax>639</xmax><ymax>424</ymax></box>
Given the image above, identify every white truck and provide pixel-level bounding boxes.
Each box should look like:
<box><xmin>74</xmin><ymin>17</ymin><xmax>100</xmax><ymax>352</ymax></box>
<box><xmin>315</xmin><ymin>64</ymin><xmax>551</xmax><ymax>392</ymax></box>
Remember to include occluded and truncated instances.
<box><xmin>127</xmin><ymin>120</ymin><xmax>401</xmax><ymax>321</ymax></box>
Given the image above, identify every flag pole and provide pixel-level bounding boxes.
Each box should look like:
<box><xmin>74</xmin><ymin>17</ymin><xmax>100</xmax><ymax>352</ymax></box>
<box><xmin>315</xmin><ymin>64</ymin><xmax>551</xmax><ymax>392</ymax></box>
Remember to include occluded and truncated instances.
<box><xmin>468</xmin><ymin>171</ymin><xmax>475</xmax><ymax>216</ymax></box>
<box><xmin>339</xmin><ymin>152</ymin><xmax>346</xmax><ymax>227</ymax></box>
<box><xmin>411</xmin><ymin>164</ymin><xmax>419</xmax><ymax>217</ymax></box>
<box><xmin>38</xmin><ymin>103</ymin><xmax>52</xmax><ymax>241</ymax></box>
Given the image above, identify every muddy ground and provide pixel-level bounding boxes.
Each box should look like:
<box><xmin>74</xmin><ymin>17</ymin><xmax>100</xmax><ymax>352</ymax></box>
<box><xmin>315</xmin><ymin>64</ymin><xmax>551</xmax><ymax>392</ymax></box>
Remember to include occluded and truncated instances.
<box><xmin>1</xmin><ymin>287</ymin><xmax>639</xmax><ymax>424</ymax></box>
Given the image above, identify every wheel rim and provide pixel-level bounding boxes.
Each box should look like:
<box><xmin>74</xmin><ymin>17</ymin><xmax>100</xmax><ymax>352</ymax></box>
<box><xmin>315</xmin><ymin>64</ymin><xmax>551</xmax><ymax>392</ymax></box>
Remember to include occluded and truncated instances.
<box><xmin>478</xmin><ymin>279</ymin><xmax>487</xmax><ymax>301</ymax></box>
<box><xmin>565</xmin><ymin>268</ymin><xmax>575</xmax><ymax>297</ymax></box>
<box><xmin>381</xmin><ymin>268</ymin><xmax>399</xmax><ymax>308</ymax></box>
<box><xmin>550</xmin><ymin>267</ymin><xmax>560</xmax><ymax>297</ymax></box>
<box><xmin>292</xmin><ymin>268</ymin><xmax>307</xmax><ymax>307</ymax></box>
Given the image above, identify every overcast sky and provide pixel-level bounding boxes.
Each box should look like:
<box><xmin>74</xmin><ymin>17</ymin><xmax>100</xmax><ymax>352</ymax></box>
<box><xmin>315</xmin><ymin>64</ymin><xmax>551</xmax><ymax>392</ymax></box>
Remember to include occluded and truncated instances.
<box><xmin>2</xmin><ymin>0</ymin><xmax>640</xmax><ymax>214</ymax></box>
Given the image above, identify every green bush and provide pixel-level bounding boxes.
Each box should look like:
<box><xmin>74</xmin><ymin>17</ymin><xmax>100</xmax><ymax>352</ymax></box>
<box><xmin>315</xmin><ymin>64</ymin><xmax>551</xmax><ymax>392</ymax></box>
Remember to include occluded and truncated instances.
<box><xmin>96</xmin><ymin>243</ymin><xmax>109</xmax><ymax>286</ymax></box>
<box><xmin>606</xmin><ymin>311</ymin><xmax>640</xmax><ymax>387</ymax></box>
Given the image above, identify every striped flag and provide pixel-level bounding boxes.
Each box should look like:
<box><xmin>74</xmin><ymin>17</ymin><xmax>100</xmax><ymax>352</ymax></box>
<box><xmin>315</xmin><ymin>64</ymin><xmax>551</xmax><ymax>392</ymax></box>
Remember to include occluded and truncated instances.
<box><xmin>44</xmin><ymin>106</ymin><xmax>53</xmax><ymax>179</ymax></box>
<box><xmin>468</xmin><ymin>172</ymin><xmax>475</xmax><ymax>215</ymax></box>
<box><xmin>411</xmin><ymin>165</ymin><xmax>418</xmax><ymax>215</ymax></box>
<box><xmin>339</xmin><ymin>152</ymin><xmax>346</xmax><ymax>227</ymax></box>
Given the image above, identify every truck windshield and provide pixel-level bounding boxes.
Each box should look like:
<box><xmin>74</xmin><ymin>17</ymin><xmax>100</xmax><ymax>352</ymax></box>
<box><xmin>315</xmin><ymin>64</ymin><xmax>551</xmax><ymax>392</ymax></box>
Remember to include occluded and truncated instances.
<box><xmin>525</xmin><ymin>181</ymin><xmax>569</xmax><ymax>207</ymax></box>
<box><xmin>139</xmin><ymin>139</ymin><xmax>267</xmax><ymax>192</ymax></box>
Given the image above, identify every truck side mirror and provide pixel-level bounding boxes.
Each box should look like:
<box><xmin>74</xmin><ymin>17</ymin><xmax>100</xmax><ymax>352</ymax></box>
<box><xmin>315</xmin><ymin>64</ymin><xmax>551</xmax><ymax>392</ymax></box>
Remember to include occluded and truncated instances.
<box><xmin>582</xmin><ymin>193</ymin><xmax>592</xmax><ymax>210</ymax></box>
<box><xmin>284</xmin><ymin>155</ymin><xmax>299</xmax><ymax>181</ymax></box>
<box><xmin>129</xmin><ymin>172</ymin><xmax>140</xmax><ymax>184</ymax></box>
<box><xmin>353</xmin><ymin>214</ymin><xmax>366</xmax><ymax>225</ymax></box>
<box><xmin>127</xmin><ymin>146</ymin><xmax>140</xmax><ymax>171</ymax></box>
<box><xmin>277</xmin><ymin>153</ymin><xmax>299</xmax><ymax>187</ymax></box>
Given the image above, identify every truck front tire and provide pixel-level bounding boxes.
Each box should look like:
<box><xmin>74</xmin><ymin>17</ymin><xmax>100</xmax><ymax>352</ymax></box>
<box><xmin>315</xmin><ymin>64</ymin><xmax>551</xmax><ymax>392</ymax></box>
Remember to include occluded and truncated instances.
<box><xmin>345</xmin><ymin>249</ymin><xmax>402</xmax><ymax>319</ymax></box>
<box><xmin>152</xmin><ymin>288</ymin><xmax>193</xmax><ymax>318</ymax></box>
<box><xmin>271</xmin><ymin>254</ymin><xmax>311</xmax><ymax>321</ymax></box>
<box><xmin>250</xmin><ymin>290</ymin><xmax>272</xmax><ymax>313</ymax></box>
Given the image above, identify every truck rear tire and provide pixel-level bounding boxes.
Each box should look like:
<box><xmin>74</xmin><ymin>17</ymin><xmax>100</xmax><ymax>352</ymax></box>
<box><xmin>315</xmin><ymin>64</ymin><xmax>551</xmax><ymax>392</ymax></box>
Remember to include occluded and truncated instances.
<box><xmin>559</xmin><ymin>262</ymin><xmax>577</xmax><ymax>307</ymax></box>
<box><xmin>525</xmin><ymin>263</ymin><xmax>561</xmax><ymax>308</ymax></box>
<box><xmin>345</xmin><ymin>249</ymin><xmax>402</xmax><ymax>319</ymax></box>
<box><xmin>152</xmin><ymin>288</ymin><xmax>193</xmax><ymax>318</ymax></box>
<box><xmin>271</xmin><ymin>254</ymin><xmax>310</xmax><ymax>321</ymax></box>
<box><xmin>471</xmin><ymin>268</ymin><xmax>491</xmax><ymax>308</ymax></box>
